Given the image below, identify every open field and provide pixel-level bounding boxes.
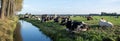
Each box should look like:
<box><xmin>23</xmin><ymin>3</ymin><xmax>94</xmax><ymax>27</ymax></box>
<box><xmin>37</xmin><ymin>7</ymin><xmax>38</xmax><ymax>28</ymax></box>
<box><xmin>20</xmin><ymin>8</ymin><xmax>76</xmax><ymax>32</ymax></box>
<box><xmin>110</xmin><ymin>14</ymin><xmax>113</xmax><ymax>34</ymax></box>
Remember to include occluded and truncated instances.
<box><xmin>24</xmin><ymin>16</ymin><xmax>120</xmax><ymax>41</ymax></box>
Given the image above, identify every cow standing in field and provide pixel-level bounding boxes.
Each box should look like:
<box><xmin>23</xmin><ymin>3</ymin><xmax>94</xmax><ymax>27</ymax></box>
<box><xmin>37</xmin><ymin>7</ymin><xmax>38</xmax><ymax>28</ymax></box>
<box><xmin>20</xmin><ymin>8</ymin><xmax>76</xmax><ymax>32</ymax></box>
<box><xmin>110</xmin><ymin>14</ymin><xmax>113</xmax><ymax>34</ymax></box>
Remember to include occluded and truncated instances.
<box><xmin>86</xmin><ymin>16</ymin><xmax>93</xmax><ymax>20</ymax></box>
<box><xmin>41</xmin><ymin>15</ymin><xmax>47</xmax><ymax>22</ymax></box>
<box><xmin>99</xmin><ymin>18</ymin><xmax>113</xmax><ymax>28</ymax></box>
<box><xmin>46</xmin><ymin>17</ymin><xmax>50</xmax><ymax>21</ymax></box>
<box><xmin>60</xmin><ymin>17</ymin><xmax>66</xmax><ymax>25</ymax></box>
<box><xmin>41</xmin><ymin>17</ymin><xmax>45</xmax><ymax>22</ymax></box>
<box><xmin>50</xmin><ymin>16</ymin><xmax>54</xmax><ymax>20</ymax></box>
<box><xmin>54</xmin><ymin>17</ymin><xmax>59</xmax><ymax>23</ymax></box>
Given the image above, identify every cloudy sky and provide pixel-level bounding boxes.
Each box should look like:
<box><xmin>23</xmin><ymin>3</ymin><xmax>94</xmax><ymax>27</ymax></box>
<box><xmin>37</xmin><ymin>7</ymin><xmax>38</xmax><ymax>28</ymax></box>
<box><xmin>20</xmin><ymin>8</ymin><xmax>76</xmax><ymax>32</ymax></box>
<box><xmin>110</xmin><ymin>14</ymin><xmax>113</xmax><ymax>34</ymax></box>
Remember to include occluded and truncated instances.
<box><xmin>19</xmin><ymin>0</ymin><xmax>120</xmax><ymax>14</ymax></box>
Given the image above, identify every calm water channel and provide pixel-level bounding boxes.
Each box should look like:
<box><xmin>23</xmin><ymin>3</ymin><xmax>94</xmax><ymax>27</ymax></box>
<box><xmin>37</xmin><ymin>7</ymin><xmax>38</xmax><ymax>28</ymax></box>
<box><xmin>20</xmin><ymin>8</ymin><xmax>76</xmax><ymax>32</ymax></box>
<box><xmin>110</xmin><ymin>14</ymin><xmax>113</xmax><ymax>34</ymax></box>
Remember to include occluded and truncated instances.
<box><xmin>14</xmin><ymin>20</ymin><xmax>52</xmax><ymax>41</ymax></box>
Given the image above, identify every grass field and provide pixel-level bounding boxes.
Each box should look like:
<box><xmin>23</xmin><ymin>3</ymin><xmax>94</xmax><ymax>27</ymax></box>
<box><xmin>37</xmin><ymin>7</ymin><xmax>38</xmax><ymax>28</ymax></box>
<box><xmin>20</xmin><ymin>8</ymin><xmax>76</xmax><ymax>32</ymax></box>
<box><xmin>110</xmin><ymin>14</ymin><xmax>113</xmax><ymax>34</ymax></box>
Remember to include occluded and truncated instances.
<box><xmin>24</xmin><ymin>16</ymin><xmax>120</xmax><ymax>41</ymax></box>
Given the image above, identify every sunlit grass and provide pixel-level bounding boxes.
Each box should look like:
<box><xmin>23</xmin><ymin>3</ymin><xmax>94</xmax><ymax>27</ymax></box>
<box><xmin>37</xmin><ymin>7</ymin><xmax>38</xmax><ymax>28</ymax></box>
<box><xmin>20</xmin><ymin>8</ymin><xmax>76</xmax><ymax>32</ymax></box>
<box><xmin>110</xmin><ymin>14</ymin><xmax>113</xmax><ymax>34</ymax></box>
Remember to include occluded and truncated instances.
<box><xmin>24</xmin><ymin>16</ymin><xmax>120</xmax><ymax>41</ymax></box>
<box><xmin>0</xmin><ymin>16</ymin><xmax>18</xmax><ymax>41</ymax></box>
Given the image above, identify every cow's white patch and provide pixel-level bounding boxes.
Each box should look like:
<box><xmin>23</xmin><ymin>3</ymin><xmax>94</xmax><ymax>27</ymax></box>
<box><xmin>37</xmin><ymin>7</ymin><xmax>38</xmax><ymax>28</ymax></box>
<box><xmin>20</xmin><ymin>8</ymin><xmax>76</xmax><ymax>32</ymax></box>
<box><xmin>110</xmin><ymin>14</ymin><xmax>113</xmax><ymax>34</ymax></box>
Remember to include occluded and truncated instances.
<box><xmin>99</xmin><ymin>19</ymin><xmax>113</xmax><ymax>27</ymax></box>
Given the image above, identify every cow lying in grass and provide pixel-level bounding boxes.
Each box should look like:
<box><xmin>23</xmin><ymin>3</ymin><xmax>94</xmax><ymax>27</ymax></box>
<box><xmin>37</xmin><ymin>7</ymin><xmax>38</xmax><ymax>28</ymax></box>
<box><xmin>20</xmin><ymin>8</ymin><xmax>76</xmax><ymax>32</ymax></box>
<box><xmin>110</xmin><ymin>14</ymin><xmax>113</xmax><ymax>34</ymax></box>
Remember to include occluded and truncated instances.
<box><xmin>65</xmin><ymin>20</ymin><xmax>89</xmax><ymax>32</ymax></box>
<box><xmin>99</xmin><ymin>18</ymin><xmax>113</xmax><ymax>28</ymax></box>
<box><xmin>76</xmin><ymin>22</ymin><xmax>89</xmax><ymax>32</ymax></box>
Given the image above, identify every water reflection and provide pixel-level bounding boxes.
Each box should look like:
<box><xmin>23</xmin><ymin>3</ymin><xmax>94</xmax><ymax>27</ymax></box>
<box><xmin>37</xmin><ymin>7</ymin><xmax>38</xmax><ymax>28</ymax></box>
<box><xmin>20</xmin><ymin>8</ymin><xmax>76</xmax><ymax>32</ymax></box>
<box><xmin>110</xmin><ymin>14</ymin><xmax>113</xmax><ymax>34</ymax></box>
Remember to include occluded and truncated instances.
<box><xmin>20</xmin><ymin>20</ymin><xmax>51</xmax><ymax>41</ymax></box>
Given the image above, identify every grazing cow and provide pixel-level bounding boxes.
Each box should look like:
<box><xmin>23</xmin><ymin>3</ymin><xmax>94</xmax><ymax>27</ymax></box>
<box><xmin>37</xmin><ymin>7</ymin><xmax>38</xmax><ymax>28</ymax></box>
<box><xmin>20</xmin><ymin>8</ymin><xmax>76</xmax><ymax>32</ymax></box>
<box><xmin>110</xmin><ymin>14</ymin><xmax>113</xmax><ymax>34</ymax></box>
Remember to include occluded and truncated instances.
<box><xmin>66</xmin><ymin>20</ymin><xmax>89</xmax><ymax>32</ymax></box>
<box><xmin>99</xmin><ymin>18</ymin><xmax>113</xmax><ymax>27</ymax></box>
<box><xmin>41</xmin><ymin>16</ymin><xmax>47</xmax><ymax>22</ymax></box>
<box><xmin>86</xmin><ymin>16</ymin><xmax>93</xmax><ymax>20</ymax></box>
<box><xmin>46</xmin><ymin>17</ymin><xmax>50</xmax><ymax>21</ymax></box>
<box><xmin>50</xmin><ymin>16</ymin><xmax>54</xmax><ymax>20</ymax></box>
<box><xmin>54</xmin><ymin>17</ymin><xmax>59</xmax><ymax>23</ymax></box>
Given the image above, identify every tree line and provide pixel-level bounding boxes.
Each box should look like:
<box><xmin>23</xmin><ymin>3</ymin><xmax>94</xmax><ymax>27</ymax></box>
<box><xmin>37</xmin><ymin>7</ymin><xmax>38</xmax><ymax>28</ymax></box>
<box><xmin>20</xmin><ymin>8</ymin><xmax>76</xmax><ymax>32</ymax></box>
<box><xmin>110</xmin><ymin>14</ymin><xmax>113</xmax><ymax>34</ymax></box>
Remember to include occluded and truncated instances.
<box><xmin>0</xmin><ymin>0</ymin><xmax>23</xmax><ymax>19</ymax></box>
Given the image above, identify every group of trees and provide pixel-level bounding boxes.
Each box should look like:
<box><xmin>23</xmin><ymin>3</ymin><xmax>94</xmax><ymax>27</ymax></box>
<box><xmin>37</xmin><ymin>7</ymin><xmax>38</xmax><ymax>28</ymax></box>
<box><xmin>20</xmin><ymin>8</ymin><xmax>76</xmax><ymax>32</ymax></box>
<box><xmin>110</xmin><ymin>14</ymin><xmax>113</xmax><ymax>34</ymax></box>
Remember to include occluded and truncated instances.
<box><xmin>101</xmin><ymin>12</ymin><xmax>117</xmax><ymax>16</ymax></box>
<box><xmin>0</xmin><ymin>0</ymin><xmax>23</xmax><ymax>19</ymax></box>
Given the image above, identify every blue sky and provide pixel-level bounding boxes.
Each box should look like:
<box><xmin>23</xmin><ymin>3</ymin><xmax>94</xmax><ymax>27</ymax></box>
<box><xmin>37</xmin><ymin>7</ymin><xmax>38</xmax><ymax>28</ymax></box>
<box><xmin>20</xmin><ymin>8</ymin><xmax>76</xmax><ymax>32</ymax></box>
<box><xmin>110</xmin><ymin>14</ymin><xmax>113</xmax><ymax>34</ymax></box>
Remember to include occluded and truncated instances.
<box><xmin>19</xmin><ymin>0</ymin><xmax>120</xmax><ymax>14</ymax></box>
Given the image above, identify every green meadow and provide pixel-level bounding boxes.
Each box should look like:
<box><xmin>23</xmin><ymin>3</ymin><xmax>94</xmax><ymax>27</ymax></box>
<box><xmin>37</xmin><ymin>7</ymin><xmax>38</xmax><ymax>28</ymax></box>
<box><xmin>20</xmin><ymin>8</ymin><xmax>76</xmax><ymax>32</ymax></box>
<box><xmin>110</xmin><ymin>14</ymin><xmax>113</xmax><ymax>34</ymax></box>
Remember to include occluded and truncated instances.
<box><xmin>24</xmin><ymin>16</ymin><xmax>120</xmax><ymax>41</ymax></box>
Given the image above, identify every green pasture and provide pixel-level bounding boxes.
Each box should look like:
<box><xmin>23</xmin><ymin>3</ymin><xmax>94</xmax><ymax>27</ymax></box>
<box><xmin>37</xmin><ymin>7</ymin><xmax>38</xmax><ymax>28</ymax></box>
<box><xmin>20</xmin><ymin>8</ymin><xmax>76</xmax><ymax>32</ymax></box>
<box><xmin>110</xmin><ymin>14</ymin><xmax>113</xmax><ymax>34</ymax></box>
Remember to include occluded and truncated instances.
<box><xmin>24</xmin><ymin>16</ymin><xmax>120</xmax><ymax>41</ymax></box>
<box><xmin>70</xmin><ymin>16</ymin><xmax>120</xmax><ymax>27</ymax></box>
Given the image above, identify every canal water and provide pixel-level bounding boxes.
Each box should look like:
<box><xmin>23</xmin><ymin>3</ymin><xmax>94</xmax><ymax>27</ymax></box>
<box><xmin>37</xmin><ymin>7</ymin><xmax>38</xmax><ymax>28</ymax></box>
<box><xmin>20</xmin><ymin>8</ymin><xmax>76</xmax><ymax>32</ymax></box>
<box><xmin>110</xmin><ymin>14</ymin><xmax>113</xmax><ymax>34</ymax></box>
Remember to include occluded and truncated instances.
<box><xmin>19</xmin><ymin>20</ymin><xmax>51</xmax><ymax>41</ymax></box>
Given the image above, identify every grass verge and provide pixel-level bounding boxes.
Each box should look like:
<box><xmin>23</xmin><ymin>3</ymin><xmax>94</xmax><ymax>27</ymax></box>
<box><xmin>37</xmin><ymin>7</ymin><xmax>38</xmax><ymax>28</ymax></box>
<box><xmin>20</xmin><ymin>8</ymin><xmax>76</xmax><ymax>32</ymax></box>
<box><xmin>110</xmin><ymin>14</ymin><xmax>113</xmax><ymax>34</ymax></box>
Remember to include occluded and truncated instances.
<box><xmin>0</xmin><ymin>16</ymin><xmax>18</xmax><ymax>41</ymax></box>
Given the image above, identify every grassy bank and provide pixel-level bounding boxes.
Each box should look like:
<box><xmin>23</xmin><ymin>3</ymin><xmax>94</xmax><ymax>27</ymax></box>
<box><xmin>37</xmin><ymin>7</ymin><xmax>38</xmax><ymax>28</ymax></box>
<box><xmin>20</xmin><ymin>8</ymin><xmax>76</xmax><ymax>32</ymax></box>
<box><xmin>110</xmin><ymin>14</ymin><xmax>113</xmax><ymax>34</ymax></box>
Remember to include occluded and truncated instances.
<box><xmin>24</xmin><ymin>16</ymin><xmax>120</xmax><ymax>41</ymax></box>
<box><xmin>0</xmin><ymin>16</ymin><xmax>18</xmax><ymax>41</ymax></box>
<box><xmin>13</xmin><ymin>22</ymin><xmax>22</xmax><ymax>41</ymax></box>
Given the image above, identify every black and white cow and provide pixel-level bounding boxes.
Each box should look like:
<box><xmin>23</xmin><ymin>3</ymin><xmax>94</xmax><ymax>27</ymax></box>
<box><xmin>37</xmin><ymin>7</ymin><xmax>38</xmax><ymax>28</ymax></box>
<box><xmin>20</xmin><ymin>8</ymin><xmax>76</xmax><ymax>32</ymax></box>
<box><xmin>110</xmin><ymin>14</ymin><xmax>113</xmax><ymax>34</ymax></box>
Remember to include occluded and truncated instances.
<box><xmin>65</xmin><ymin>20</ymin><xmax>89</xmax><ymax>32</ymax></box>
<box><xmin>54</xmin><ymin>17</ymin><xmax>59</xmax><ymax>23</ymax></box>
<box><xmin>60</xmin><ymin>17</ymin><xmax>70</xmax><ymax>25</ymax></box>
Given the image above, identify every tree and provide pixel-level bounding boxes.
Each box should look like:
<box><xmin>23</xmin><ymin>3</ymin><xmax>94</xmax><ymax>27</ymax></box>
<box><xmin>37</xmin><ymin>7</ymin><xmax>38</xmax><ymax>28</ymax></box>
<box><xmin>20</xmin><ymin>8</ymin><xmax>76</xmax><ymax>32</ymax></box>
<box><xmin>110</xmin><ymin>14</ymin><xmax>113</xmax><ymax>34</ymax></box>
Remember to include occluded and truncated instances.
<box><xmin>0</xmin><ymin>0</ymin><xmax>6</xmax><ymax>19</ymax></box>
<box><xmin>0</xmin><ymin>0</ymin><xmax>23</xmax><ymax>19</ymax></box>
<box><xmin>15</xmin><ymin>0</ymin><xmax>23</xmax><ymax>11</ymax></box>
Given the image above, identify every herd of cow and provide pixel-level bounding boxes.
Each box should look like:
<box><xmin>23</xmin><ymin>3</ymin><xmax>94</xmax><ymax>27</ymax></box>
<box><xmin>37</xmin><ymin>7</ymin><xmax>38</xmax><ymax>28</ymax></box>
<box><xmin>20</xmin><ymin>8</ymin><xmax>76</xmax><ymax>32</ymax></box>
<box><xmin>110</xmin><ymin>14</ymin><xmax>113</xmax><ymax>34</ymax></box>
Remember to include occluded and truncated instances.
<box><xmin>38</xmin><ymin>15</ymin><xmax>114</xmax><ymax>32</ymax></box>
